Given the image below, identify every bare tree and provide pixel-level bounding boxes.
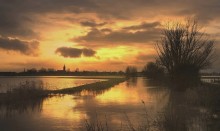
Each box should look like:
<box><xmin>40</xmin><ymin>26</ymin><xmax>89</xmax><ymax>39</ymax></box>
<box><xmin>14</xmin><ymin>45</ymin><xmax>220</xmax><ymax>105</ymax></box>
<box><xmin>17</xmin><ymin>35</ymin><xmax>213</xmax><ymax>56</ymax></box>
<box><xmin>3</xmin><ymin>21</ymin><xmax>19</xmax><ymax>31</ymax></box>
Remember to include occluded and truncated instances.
<box><xmin>125</xmin><ymin>66</ymin><xmax>137</xmax><ymax>77</ymax></box>
<box><xmin>156</xmin><ymin>19</ymin><xmax>214</xmax><ymax>77</ymax></box>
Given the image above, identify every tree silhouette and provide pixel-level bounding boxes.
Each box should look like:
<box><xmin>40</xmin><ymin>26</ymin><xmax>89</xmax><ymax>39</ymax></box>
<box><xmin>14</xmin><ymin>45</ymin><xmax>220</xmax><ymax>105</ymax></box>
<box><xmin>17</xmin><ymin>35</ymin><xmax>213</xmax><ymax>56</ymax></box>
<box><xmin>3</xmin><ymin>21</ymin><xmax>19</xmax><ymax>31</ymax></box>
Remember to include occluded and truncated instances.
<box><xmin>156</xmin><ymin>19</ymin><xmax>214</xmax><ymax>78</ymax></box>
<box><xmin>143</xmin><ymin>62</ymin><xmax>164</xmax><ymax>79</ymax></box>
<box><xmin>125</xmin><ymin>66</ymin><xmax>137</xmax><ymax>77</ymax></box>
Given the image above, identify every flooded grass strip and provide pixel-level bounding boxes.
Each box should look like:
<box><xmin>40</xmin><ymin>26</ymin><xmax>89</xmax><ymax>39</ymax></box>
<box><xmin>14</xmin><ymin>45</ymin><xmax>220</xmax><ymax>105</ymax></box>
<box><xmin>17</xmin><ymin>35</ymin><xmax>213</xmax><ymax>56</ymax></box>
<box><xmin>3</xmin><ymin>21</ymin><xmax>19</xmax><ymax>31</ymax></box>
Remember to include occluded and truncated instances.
<box><xmin>0</xmin><ymin>77</ymin><xmax>127</xmax><ymax>102</ymax></box>
<box><xmin>50</xmin><ymin>77</ymin><xmax>127</xmax><ymax>94</ymax></box>
<box><xmin>0</xmin><ymin>77</ymin><xmax>126</xmax><ymax>114</ymax></box>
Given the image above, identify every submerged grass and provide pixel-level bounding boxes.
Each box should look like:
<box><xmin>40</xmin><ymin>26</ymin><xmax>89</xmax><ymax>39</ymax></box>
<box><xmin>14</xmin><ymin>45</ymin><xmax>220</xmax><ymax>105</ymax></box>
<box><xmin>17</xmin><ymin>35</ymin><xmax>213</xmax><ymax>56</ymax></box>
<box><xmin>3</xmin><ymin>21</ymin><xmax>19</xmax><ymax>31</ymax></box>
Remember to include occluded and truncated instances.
<box><xmin>0</xmin><ymin>77</ymin><xmax>127</xmax><ymax>98</ymax></box>
<box><xmin>0</xmin><ymin>81</ymin><xmax>49</xmax><ymax>103</ymax></box>
<box><xmin>0</xmin><ymin>77</ymin><xmax>127</xmax><ymax>116</ymax></box>
<box><xmin>0</xmin><ymin>77</ymin><xmax>127</xmax><ymax>107</ymax></box>
<box><xmin>0</xmin><ymin>81</ymin><xmax>50</xmax><ymax>115</ymax></box>
<box><xmin>51</xmin><ymin>78</ymin><xmax>127</xmax><ymax>94</ymax></box>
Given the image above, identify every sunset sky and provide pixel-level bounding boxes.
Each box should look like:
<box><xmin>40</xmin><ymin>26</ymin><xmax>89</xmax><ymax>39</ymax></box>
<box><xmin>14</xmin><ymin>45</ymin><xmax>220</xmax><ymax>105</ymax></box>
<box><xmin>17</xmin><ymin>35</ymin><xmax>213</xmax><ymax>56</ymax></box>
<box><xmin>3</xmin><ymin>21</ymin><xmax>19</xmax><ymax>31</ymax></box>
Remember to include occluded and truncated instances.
<box><xmin>0</xmin><ymin>0</ymin><xmax>220</xmax><ymax>72</ymax></box>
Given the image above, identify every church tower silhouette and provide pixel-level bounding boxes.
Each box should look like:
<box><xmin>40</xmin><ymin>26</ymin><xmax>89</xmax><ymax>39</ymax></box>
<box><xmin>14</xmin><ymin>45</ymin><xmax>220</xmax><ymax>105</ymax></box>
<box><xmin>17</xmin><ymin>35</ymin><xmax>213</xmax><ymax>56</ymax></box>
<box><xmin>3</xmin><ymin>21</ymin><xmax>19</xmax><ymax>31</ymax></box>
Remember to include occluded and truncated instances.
<box><xmin>63</xmin><ymin>64</ymin><xmax>66</xmax><ymax>71</ymax></box>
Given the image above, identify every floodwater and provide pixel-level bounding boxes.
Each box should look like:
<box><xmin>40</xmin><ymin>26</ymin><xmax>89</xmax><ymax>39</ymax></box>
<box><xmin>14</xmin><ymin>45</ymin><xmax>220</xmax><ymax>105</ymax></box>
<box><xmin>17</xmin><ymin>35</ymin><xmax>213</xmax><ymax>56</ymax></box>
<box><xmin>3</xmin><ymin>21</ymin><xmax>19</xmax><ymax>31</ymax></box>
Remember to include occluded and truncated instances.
<box><xmin>0</xmin><ymin>76</ymin><xmax>104</xmax><ymax>92</ymax></box>
<box><xmin>201</xmin><ymin>76</ymin><xmax>220</xmax><ymax>84</ymax></box>
<box><xmin>0</xmin><ymin>77</ymin><xmax>218</xmax><ymax>131</ymax></box>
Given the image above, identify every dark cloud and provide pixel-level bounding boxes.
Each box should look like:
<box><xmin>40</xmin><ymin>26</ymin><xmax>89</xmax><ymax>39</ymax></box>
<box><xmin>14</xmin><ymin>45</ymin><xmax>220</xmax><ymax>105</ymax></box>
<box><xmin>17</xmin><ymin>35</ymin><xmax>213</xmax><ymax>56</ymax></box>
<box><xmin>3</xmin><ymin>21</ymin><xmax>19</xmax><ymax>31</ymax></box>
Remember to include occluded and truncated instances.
<box><xmin>0</xmin><ymin>0</ymin><xmax>97</xmax><ymax>38</ymax></box>
<box><xmin>0</xmin><ymin>0</ymin><xmax>97</xmax><ymax>14</ymax></box>
<box><xmin>174</xmin><ymin>0</ymin><xmax>220</xmax><ymax>23</ymax></box>
<box><xmin>80</xmin><ymin>20</ymin><xmax>107</xmax><ymax>27</ymax></box>
<box><xmin>82</xmin><ymin>48</ymin><xmax>96</xmax><ymax>56</ymax></box>
<box><xmin>123</xmin><ymin>22</ymin><xmax>161</xmax><ymax>30</ymax></box>
<box><xmin>1</xmin><ymin>0</ymin><xmax>220</xmax><ymax>21</ymax></box>
<box><xmin>73</xmin><ymin>22</ymin><xmax>161</xmax><ymax>47</ymax></box>
<box><xmin>0</xmin><ymin>13</ymin><xmax>39</xmax><ymax>38</ymax></box>
<box><xmin>55</xmin><ymin>47</ymin><xmax>82</xmax><ymax>58</ymax></box>
<box><xmin>0</xmin><ymin>0</ymin><xmax>219</xmax><ymax>39</ymax></box>
<box><xmin>0</xmin><ymin>37</ymin><xmax>39</xmax><ymax>56</ymax></box>
<box><xmin>55</xmin><ymin>47</ymin><xmax>96</xmax><ymax>58</ymax></box>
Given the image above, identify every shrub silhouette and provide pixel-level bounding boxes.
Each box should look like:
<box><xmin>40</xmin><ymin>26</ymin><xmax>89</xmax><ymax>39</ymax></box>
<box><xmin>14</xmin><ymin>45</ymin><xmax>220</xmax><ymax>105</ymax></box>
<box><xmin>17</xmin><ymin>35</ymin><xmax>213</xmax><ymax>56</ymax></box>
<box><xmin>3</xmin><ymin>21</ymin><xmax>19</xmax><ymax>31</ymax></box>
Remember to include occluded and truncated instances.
<box><xmin>125</xmin><ymin>66</ymin><xmax>137</xmax><ymax>77</ymax></box>
<box><xmin>156</xmin><ymin>19</ymin><xmax>214</xmax><ymax>78</ymax></box>
<box><xmin>143</xmin><ymin>62</ymin><xmax>165</xmax><ymax>79</ymax></box>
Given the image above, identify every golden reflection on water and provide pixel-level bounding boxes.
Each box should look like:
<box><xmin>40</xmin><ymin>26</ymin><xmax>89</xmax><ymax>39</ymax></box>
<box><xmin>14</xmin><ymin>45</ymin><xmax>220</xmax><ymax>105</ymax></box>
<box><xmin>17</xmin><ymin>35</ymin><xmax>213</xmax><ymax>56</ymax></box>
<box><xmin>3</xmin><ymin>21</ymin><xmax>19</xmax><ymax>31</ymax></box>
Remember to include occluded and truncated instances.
<box><xmin>0</xmin><ymin>77</ymin><xmax>169</xmax><ymax>130</ymax></box>
<box><xmin>41</xmin><ymin>95</ymin><xmax>87</xmax><ymax>121</ymax></box>
<box><xmin>0</xmin><ymin>76</ymin><xmax>103</xmax><ymax>92</ymax></box>
<box><xmin>0</xmin><ymin>77</ymin><xmax>211</xmax><ymax>130</ymax></box>
<box><xmin>40</xmin><ymin>78</ymin><xmax>168</xmax><ymax>125</ymax></box>
<box><xmin>95</xmin><ymin>82</ymin><xmax>150</xmax><ymax>104</ymax></box>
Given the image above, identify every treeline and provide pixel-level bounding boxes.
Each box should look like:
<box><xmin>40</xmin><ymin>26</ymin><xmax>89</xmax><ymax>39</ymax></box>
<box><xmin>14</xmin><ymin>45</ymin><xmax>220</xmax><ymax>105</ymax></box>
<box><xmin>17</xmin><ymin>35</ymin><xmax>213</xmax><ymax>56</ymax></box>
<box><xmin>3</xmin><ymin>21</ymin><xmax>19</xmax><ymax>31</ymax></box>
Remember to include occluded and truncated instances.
<box><xmin>0</xmin><ymin>70</ymin><xmax>125</xmax><ymax>76</ymax></box>
<box><xmin>125</xmin><ymin>62</ymin><xmax>165</xmax><ymax>79</ymax></box>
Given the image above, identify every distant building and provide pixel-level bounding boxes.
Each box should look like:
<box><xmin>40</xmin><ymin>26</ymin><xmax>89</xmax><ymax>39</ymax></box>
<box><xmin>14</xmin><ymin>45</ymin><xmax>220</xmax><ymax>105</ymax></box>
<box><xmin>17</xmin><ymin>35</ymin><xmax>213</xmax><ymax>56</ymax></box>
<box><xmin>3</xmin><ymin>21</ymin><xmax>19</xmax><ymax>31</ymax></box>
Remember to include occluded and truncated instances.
<box><xmin>63</xmin><ymin>64</ymin><xmax>66</xmax><ymax>71</ymax></box>
<box><xmin>57</xmin><ymin>64</ymin><xmax>66</xmax><ymax>73</ymax></box>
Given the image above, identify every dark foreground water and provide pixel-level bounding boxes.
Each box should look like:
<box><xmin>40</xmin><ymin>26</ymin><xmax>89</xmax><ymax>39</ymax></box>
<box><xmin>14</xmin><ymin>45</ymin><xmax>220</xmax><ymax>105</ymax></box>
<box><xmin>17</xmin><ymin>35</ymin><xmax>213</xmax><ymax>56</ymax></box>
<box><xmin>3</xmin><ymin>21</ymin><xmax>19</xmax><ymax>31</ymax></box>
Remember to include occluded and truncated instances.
<box><xmin>0</xmin><ymin>77</ymin><xmax>219</xmax><ymax>131</ymax></box>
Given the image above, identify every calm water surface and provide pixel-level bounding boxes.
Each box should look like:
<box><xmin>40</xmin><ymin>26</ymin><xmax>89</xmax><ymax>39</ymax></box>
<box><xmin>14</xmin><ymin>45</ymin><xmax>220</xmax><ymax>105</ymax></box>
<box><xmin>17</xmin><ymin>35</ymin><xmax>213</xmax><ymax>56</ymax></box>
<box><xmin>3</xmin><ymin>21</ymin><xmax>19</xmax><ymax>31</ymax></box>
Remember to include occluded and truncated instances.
<box><xmin>0</xmin><ymin>76</ymin><xmax>104</xmax><ymax>92</ymax></box>
<box><xmin>0</xmin><ymin>77</ymin><xmax>214</xmax><ymax>131</ymax></box>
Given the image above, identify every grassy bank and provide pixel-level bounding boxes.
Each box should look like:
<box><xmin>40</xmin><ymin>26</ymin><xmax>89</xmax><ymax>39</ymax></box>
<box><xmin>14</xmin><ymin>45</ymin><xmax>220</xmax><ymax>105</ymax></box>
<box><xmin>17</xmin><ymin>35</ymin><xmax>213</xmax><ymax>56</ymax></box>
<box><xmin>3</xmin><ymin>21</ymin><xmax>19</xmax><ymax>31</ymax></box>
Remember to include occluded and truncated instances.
<box><xmin>50</xmin><ymin>77</ymin><xmax>127</xmax><ymax>94</ymax></box>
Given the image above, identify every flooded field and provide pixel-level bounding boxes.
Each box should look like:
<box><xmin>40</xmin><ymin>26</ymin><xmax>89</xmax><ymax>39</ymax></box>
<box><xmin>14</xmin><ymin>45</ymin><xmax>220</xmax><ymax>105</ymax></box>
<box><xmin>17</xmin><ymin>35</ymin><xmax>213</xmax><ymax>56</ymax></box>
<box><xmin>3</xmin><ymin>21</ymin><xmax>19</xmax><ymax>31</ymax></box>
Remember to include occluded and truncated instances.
<box><xmin>0</xmin><ymin>77</ymin><xmax>219</xmax><ymax>131</ymax></box>
<box><xmin>0</xmin><ymin>76</ymin><xmax>105</xmax><ymax>92</ymax></box>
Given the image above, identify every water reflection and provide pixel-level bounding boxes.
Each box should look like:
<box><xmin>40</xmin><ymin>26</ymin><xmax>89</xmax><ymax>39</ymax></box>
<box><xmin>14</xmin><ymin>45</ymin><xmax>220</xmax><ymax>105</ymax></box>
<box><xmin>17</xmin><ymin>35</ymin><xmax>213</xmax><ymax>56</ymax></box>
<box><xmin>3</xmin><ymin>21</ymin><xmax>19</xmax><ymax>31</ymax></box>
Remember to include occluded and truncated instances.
<box><xmin>75</xmin><ymin>79</ymin><xmax>169</xmax><ymax>130</ymax></box>
<box><xmin>157</xmin><ymin>90</ymin><xmax>210</xmax><ymax>131</ymax></box>
<box><xmin>0</xmin><ymin>77</ymin><xmax>218</xmax><ymax>130</ymax></box>
<box><xmin>0</xmin><ymin>78</ymin><xmax>168</xmax><ymax>130</ymax></box>
<box><xmin>0</xmin><ymin>94</ymin><xmax>47</xmax><ymax>118</ymax></box>
<box><xmin>154</xmin><ymin>75</ymin><xmax>218</xmax><ymax>131</ymax></box>
<box><xmin>126</xmin><ymin>77</ymin><xmax>138</xmax><ymax>87</ymax></box>
<box><xmin>0</xmin><ymin>76</ymin><xmax>103</xmax><ymax>92</ymax></box>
